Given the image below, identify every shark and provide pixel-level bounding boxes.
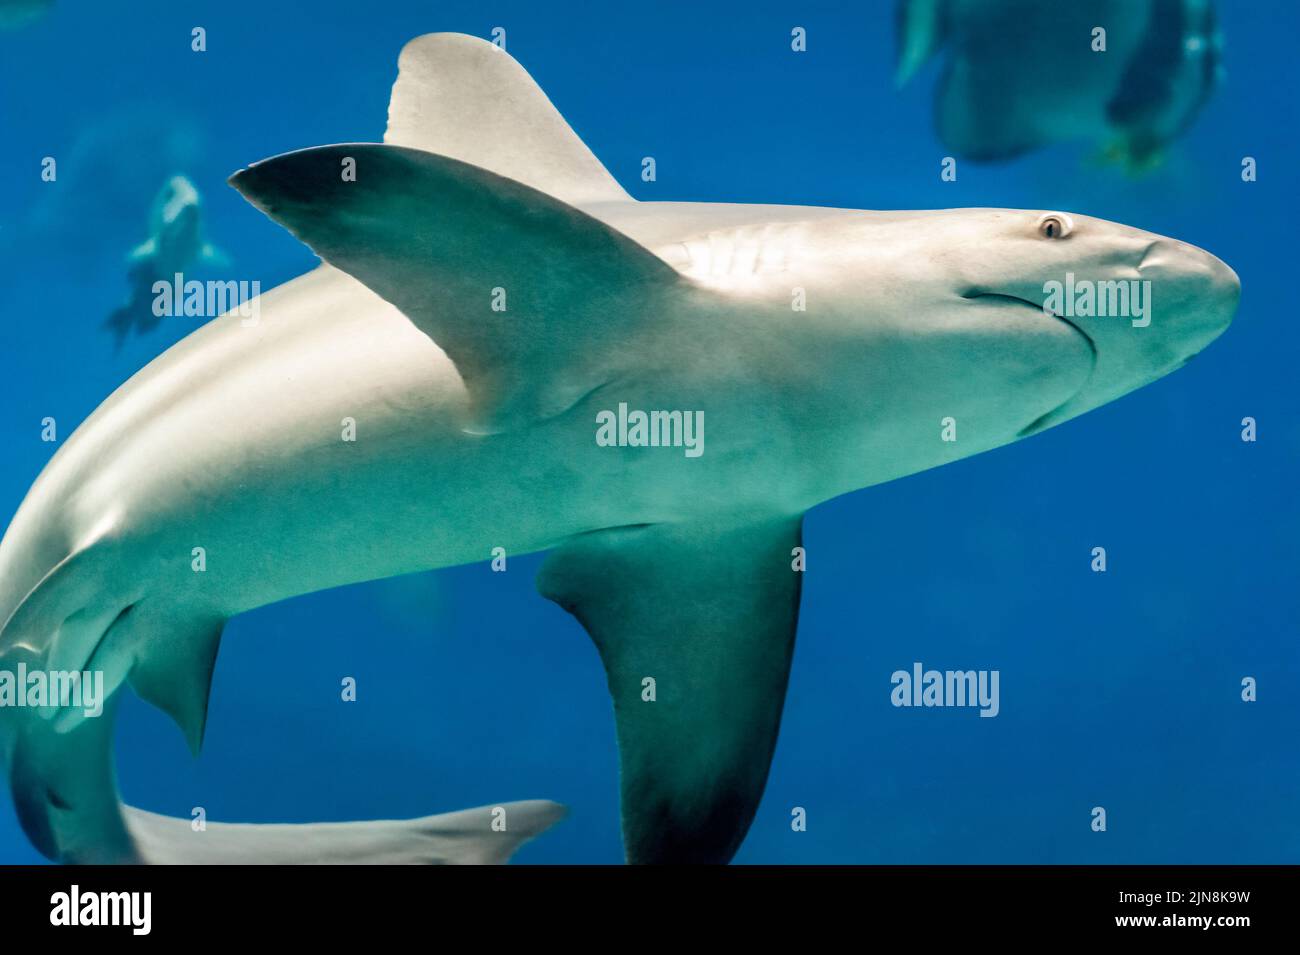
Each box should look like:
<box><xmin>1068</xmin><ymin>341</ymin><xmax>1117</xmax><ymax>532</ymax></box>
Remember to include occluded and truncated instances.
<box><xmin>104</xmin><ymin>175</ymin><xmax>226</xmax><ymax>350</ymax></box>
<box><xmin>896</xmin><ymin>0</ymin><xmax>1223</xmax><ymax>169</ymax></box>
<box><xmin>0</xmin><ymin>32</ymin><xmax>1239</xmax><ymax>865</ymax></box>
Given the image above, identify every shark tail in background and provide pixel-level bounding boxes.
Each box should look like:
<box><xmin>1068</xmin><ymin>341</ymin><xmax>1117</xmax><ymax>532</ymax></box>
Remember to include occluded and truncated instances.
<box><xmin>102</xmin><ymin>303</ymin><xmax>135</xmax><ymax>352</ymax></box>
<box><xmin>102</xmin><ymin>260</ymin><xmax>160</xmax><ymax>351</ymax></box>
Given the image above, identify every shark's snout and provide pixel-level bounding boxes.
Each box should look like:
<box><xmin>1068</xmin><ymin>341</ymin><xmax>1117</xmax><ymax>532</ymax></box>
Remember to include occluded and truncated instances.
<box><xmin>1011</xmin><ymin>229</ymin><xmax>1240</xmax><ymax>435</ymax></box>
<box><xmin>1138</xmin><ymin>239</ymin><xmax>1240</xmax><ymax>362</ymax></box>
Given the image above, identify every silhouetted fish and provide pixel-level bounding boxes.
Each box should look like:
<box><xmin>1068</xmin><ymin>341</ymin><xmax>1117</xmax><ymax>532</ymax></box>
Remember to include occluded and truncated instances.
<box><xmin>896</xmin><ymin>0</ymin><xmax>1222</xmax><ymax>169</ymax></box>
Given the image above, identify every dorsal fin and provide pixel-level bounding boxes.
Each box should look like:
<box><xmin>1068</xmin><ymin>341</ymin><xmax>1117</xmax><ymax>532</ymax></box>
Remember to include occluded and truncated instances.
<box><xmin>230</xmin><ymin>144</ymin><xmax>685</xmax><ymax>431</ymax></box>
<box><xmin>384</xmin><ymin>32</ymin><xmax>631</xmax><ymax>206</ymax></box>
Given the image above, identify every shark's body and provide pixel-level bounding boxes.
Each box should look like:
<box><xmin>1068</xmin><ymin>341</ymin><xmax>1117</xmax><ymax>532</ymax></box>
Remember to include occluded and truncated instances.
<box><xmin>0</xmin><ymin>33</ymin><xmax>1238</xmax><ymax>864</ymax></box>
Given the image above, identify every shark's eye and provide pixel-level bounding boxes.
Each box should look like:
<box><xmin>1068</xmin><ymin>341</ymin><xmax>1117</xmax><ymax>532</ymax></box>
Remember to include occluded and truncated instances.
<box><xmin>1038</xmin><ymin>214</ymin><xmax>1073</xmax><ymax>239</ymax></box>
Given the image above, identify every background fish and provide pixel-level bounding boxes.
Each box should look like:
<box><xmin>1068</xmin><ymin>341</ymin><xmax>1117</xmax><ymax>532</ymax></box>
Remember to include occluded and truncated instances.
<box><xmin>103</xmin><ymin>175</ymin><xmax>225</xmax><ymax>349</ymax></box>
<box><xmin>0</xmin><ymin>0</ymin><xmax>52</xmax><ymax>30</ymax></box>
<box><xmin>896</xmin><ymin>0</ymin><xmax>1223</xmax><ymax>169</ymax></box>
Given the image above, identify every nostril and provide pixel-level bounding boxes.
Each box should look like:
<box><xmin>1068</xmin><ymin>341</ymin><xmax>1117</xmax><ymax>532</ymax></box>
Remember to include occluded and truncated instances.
<box><xmin>1136</xmin><ymin>240</ymin><xmax>1161</xmax><ymax>272</ymax></box>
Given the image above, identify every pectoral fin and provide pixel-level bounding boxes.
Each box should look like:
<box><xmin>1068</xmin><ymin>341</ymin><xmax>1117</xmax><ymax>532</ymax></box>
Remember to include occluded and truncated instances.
<box><xmin>538</xmin><ymin>517</ymin><xmax>803</xmax><ymax>864</ymax></box>
<box><xmin>127</xmin><ymin>237</ymin><xmax>156</xmax><ymax>262</ymax></box>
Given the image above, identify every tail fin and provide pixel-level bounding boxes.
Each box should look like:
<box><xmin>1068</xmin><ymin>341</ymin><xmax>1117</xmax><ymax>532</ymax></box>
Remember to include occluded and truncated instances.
<box><xmin>1</xmin><ymin>551</ymin><xmax>565</xmax><ymax>865</ymax></box>
<box><xmin>123</xmin><ymin>801</ymin><xmax>567</xmax><ymax>864</ymax></box>
<box><xmin>102</xmin><ymin>307</ymin><xmax>131</xmax><ymax>352</ymax></box>
<box><xmin>384</xmin><ymin>32</ymin><xmax>631</xmax><ymax>206</ymax></box>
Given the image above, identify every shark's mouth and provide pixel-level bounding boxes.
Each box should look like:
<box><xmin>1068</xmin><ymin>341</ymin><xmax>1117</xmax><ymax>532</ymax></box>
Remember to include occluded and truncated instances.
<box><xmin>960</xmin><ymin>291</ymin><xmax>1099</xmax><ymax>438</ymax></box>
